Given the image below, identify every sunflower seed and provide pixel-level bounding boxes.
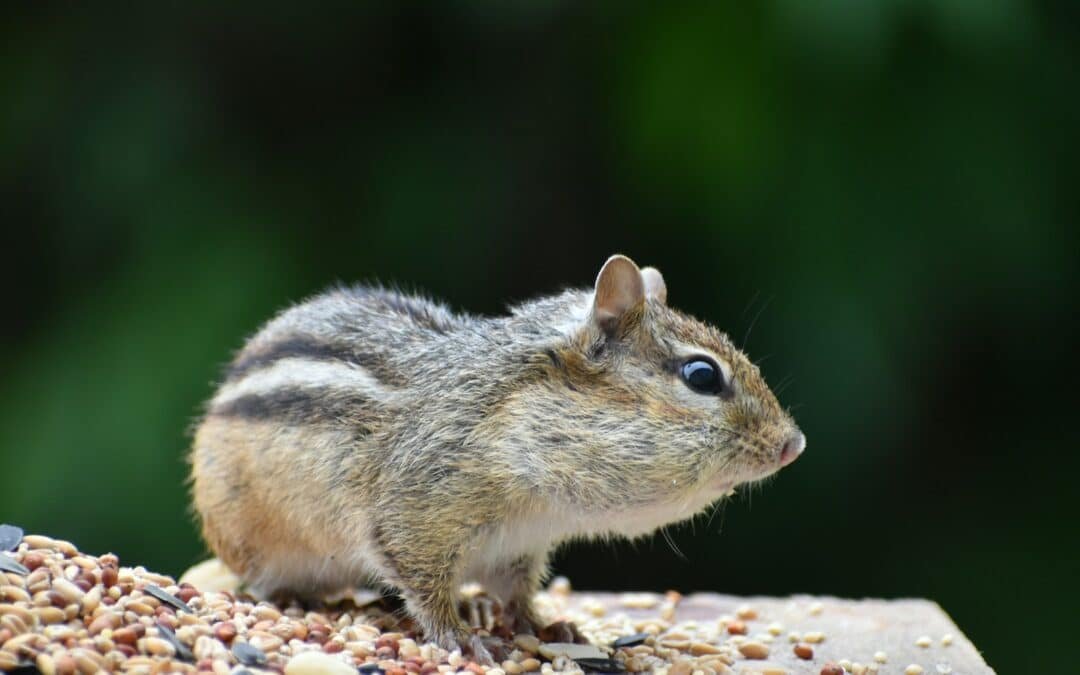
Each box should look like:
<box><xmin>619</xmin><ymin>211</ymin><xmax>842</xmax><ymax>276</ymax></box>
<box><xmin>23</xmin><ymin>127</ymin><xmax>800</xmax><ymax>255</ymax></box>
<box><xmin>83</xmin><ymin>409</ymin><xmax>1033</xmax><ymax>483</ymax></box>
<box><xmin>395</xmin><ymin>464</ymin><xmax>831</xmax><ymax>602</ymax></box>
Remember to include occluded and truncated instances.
<box><xmin>0</xmin><ymin>525</ymin><xmax>23</xmax><ymax>552</ymax></box>
<box><xmin>156</xmin><ymin>622</ymin><xmax>193</xmax><ymax>662</ymax></box>
<box><xmin>612</xmin><ymin>633</ymin><xmax>650</xmax><ymax>649</ymax></box>
<box><xmin>574</xmin><ymin>657</ymin><xmax>625</xmax><ymax>673</ymax></box>
<box><xmin>0</xmin><ymin>555</ymin><xmax>29</xmax><ymax>576</ymax></box>
<box><xmin>144</xmin><ymin>584</ymin><xmax>193</xmax><ymax>614</ymax></box>
<box><xmin>233</xmin><ymin>641</ymin><xmax>268</xmax><ymax>667</ymax></box>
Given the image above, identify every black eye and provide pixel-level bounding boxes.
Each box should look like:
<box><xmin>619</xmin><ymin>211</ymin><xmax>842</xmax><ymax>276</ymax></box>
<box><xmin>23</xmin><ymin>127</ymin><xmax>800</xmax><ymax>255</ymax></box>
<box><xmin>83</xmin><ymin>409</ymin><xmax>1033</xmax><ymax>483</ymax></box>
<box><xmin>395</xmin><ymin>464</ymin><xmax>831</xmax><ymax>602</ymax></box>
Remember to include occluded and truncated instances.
<box><xmin>681</xmin><ymin>358</ymin><xmax>724</xmax><ymax>395</ymax></box>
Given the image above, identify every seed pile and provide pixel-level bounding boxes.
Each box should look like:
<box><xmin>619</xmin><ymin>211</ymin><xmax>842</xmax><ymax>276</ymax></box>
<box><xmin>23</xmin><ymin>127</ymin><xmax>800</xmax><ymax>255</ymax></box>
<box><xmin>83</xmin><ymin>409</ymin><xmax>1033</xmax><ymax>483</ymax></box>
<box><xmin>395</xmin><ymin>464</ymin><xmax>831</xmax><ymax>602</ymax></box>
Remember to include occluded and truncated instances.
<box><xmin>0</xmin><ymin>529</ymin><xmax>983</xmax><ymax>674</ymax></box>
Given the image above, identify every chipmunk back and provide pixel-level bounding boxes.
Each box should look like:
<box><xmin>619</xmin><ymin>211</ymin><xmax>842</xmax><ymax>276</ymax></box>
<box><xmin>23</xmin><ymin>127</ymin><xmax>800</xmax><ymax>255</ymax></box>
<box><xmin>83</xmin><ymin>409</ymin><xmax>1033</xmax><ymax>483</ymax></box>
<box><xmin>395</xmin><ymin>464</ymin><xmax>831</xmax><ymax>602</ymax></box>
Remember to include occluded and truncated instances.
<box><xmin>190</xmin><ymin>254</ymin><xmax>805</xmax><ymax>661</ymax></box>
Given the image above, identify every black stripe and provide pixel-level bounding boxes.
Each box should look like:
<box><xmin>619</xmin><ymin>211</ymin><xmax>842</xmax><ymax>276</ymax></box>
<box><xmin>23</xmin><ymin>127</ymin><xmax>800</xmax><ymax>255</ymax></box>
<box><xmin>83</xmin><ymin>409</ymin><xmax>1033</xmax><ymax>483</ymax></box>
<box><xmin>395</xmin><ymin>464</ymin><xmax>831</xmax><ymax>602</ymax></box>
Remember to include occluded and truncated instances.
<box><xmin>227</xmin><ymin>337</ymin><xmax>361</xmax><ymax>380</ymax></box>
<box><xmin>226</xmin><ymin>336</ymin><xmax>406</xmax><ymax>386</ymax></box>
<box><xmin>210</xmin><ymin>386</ymin><xmax>376</xmax><ymax>432</ymax></box>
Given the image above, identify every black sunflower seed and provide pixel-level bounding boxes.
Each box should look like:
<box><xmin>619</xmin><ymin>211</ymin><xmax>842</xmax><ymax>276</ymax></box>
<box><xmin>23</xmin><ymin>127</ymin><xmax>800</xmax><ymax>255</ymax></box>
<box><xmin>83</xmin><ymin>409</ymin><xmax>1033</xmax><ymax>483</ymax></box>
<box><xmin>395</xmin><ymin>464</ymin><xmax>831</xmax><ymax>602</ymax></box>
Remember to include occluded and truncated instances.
<box><xmin>155</xmin><ymin>622</ymin><xmax>194</xmax><ymax>661</ymax></box>
<box><xmin>144</xmin><ymin>583</ymin><xmax>193</xmax><ymax>614</ymax></box>
<box><xmin>232</xmin><ymin>641</ymin><xmax>268</xmax><ymax>667</ymax></box>
<box><xmin>0</xmin><ymin>524</ymin><xmax>23</xmax><ymax>552</ymax></box>
<box><xmin>357</xmin><ymin>665</ymin><xmax>386</xmax><ymax>674</ymax></box>
<box><xmin>0</xmin><ymin>553</ymin><xmax>29</xmax><ymax>575</ymax></box>
<box><xmin>612</xmin><ymin>632</ymin><xmax>650</xmax><ymax>648</ymax></box>
<box><xmin>574</xmin><ymin>657</ymin><xmax>625</xmax><ymax>673</ymax></box>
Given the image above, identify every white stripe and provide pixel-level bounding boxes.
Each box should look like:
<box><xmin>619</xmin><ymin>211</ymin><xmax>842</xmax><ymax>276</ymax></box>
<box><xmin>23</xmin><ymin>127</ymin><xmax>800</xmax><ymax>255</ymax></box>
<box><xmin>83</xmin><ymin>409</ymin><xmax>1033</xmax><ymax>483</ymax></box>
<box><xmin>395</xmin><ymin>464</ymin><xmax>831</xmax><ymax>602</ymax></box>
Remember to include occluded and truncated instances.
<box><xmin>212</xmin><ymin>357</ymin><xmax>390</xmax><ymax>407</ymax></box>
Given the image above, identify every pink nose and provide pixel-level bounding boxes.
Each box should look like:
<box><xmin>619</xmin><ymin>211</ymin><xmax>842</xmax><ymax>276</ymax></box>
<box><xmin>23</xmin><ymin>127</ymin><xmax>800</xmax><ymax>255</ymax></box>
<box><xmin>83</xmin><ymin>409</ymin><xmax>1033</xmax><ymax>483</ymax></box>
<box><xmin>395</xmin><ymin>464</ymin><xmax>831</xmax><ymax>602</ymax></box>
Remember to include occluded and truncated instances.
<box><xmin>780</xmin><ymin>432</ymin><xmax>806</xmax><ymax>467</ymax></box>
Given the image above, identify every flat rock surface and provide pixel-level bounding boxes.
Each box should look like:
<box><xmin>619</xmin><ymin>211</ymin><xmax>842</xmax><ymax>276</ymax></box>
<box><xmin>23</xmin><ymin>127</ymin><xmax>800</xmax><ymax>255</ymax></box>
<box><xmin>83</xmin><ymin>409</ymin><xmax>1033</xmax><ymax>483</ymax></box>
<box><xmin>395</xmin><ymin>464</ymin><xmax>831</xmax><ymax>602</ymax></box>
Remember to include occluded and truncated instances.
<box><xmin>546</xmin><ymin>590</ymin><xmax>993</xmax><ymax>674</ymax></box>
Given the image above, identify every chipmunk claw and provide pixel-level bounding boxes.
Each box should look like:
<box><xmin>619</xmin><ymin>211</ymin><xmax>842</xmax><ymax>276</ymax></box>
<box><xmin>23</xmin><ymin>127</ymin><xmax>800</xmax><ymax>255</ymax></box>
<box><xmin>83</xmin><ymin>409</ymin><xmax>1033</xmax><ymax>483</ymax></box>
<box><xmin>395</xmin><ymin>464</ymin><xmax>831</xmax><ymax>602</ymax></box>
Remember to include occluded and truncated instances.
<box><xmin>459</xmin><ymin>591</ymin><xmax>502</xmax><ymax>632</ymax></box>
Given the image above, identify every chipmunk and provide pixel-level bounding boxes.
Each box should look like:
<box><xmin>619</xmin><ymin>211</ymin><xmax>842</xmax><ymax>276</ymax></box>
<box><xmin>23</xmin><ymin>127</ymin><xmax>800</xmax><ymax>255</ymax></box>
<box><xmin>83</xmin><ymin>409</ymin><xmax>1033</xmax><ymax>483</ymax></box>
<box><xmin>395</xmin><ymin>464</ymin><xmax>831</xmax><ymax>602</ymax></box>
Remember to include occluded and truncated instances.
<box><xmin>190</xmin><ymin>254</ymin><xmax>805</xmax><ymax>661</ymax></box>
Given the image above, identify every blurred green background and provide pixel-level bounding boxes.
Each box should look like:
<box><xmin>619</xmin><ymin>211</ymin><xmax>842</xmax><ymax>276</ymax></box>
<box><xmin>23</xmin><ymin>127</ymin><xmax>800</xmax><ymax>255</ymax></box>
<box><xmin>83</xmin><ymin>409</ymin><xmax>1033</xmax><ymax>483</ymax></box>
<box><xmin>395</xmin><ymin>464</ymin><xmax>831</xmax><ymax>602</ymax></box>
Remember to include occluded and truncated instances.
<box><xmin>3</xmin><ymin>3</ymin><xmax>1077</xmax><ymax>671</ymax></box>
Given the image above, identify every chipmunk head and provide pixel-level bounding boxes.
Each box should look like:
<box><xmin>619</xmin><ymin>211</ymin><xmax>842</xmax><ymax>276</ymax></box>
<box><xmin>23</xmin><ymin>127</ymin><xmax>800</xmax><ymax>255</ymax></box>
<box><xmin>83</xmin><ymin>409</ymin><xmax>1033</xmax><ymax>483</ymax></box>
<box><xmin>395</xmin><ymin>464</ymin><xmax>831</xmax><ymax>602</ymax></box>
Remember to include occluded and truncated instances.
<box><xmin>519</xmin><ymin>254</ymin><xmax>804</xmax><ymax>509</ymax></box>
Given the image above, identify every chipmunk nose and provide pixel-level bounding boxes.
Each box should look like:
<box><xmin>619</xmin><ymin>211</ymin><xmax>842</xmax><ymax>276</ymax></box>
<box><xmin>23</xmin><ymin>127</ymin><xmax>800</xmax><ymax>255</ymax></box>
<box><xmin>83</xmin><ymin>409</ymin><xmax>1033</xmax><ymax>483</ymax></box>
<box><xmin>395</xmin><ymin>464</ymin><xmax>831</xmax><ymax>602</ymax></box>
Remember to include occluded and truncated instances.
<box><xmin>779</xmin><ymin>431</ymin><xmax>806</xmax><ymax>467</ymax></box>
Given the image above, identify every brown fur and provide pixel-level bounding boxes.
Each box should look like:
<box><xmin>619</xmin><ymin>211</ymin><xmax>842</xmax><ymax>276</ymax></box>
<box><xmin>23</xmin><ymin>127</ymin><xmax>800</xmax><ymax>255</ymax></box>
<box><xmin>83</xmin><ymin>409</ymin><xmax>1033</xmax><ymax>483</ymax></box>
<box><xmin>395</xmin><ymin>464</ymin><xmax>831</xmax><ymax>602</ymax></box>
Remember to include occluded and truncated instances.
<box><xmin>189</xmin><ymin>255</ymin><xmax>803</xmax><ymax>661</ymax></box>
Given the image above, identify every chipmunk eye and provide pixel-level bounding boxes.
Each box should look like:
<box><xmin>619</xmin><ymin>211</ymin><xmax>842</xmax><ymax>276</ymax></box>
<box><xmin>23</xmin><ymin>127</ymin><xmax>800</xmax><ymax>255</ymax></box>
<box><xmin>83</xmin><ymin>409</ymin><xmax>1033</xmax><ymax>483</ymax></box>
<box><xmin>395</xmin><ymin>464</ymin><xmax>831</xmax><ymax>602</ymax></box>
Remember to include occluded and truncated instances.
<box><xmin>681</xmin><ymin>358</ymin><xmax>724</xmax><ymax>395</ymax></box>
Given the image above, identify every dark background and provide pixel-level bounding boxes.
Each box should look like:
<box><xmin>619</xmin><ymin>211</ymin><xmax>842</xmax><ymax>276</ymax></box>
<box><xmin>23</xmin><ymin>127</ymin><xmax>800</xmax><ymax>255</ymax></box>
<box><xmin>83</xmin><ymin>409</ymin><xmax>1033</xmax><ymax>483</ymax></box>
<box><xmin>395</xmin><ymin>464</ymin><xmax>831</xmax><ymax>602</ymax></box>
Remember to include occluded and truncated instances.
<box><xmin>3</xmin><ymin>3</ymin><xmax>1078</xmax><ymax>672</ymax></box>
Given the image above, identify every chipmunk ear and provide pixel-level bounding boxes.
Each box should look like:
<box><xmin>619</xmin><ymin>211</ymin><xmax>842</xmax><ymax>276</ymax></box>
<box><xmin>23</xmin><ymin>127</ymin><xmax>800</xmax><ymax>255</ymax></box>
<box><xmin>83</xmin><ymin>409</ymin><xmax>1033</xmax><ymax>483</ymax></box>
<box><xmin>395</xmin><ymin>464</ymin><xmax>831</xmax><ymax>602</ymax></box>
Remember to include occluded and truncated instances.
<box><xmin>592</xmin><ymin>254</ymin><xmax>645</xmax><ymax>334</ymax></box>
<box><xmin>640</xmin><ymin>266</ymin><xmax>667</xmax><ymax>304</ymax></box>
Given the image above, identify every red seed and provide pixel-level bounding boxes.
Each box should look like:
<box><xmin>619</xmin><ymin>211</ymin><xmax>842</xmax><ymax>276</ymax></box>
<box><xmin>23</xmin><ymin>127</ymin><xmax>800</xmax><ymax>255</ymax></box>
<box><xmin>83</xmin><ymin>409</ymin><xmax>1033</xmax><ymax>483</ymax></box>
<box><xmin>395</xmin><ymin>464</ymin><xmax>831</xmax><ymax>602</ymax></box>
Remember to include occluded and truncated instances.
<box><xmin>176</xmin><ymin>587</ymin><xmax>200</xmax><ymax>603</ymax></box>
<box><xmin>214</xmin><ymin>622</ymin><xmax>237</xmax><ymax>643</ymax></box>
<box><xmin>113</xmin><ymin>627</ymin><xmax>138</xmax><ymax>645</ymax></box>
<box><xmin>794</xmin><ymin>644</ymin><xmax>814</xmax><ymax>659</ymax></box>
<box><xmin>324</xmin><ymin>641</ymin><xmax>344</xmax><ymax>654</ymax></box>
<box><xmin>22</xmin><ymin>553</ymin><xmax>45</xmax><ymax>571</ymax></box>
<box><xmin>55</xmin><ymin>655</ymin><xmax>77</xmax><ymax>675</ymax></box>
<box><xmin>727</xmin><ymin>620</ymin><xmax>747</xmax><ymax>635</ymax></box>
<box><xmin>375</xmin><ymin>635</ymin><xmax>399</xmax><ymax>649</ymax></box>
<box><xmin>821</xmin><ymin>664</ymin><xmax>844</xmax><ymax>675</ymax></box>
<box><xmin>101</xmin><ymin>567</ymin><xmax>118</xmax><ymax>588</ymax></box>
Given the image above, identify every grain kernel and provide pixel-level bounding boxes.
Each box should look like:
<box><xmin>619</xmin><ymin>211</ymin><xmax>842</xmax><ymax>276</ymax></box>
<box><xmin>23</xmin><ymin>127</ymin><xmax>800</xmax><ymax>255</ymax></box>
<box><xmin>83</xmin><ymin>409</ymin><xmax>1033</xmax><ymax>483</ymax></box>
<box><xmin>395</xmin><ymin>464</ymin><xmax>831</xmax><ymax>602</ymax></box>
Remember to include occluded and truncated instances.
<box><xmin>940</xmin><ymin>634</ymin><xmax>954</xmax><ymax>647</ymax></box>
<box><xmin>51</xmin><ymin>579</ymin><xmax>84</xmax><ymax>605</ymax></box>
<box><xmin>874</xmin><ymin>651</ymin><xmax>887</xmax><ymax>663</ymax></box>
<box><xmin>126</xmin><ymin>601</ymin><xmax>155</xmax><ymax>616</ymax></box>
<box><xmin>726</xmin><ymin>620</ymin><xmax>747</xmax><ymax>635</ymax></box>
<box><xmin>794</xmin><ymin>644</ymin><xmax>813</xmax><ymax>660</ymax></box>
<box><xmin>0</xmin><ymin>613</ymin><xmax>28</xmax><ymax>635</ymax></box>
<box><xmin>915</xmin><ymin>636</ymin><xmax>932</xmax><ymax>648</ymax></box>
<box><xmin>142</xmin><ymin>636</ymin><xmax>176</xmax><ymax>657</ymax></box>
<box><xmin>34</xmin><ymin>606</ymin><xmax>65</xmax><ymax>625</ymax></box>
<box><xmin>734</xmin><ymin>604</ymin><xmax>757</xmax><ymax>620</ymax></box>
<box><xmin>519</xmin><ymin>657</ymin><xmax>541</xmax><ymax>671</ymax></box>
<box><xmin>766</xmin><ymin>622</ymin><xmax>783</xmax><ymax>636</ymax></box>
<box><xmin>904</xmin><ymin>666</ymin><xmax>924</xmax><ymax>675</ymax></box>
<box><xmin>737</xmin><ymin>641</ymin><xmax>769</xmax><ymax>659</ymax></box>
<box><xmin>803</xmin><ymin>631</ymin><xmax>826</xmax><ymax>644</ymax></box>
<box><xmin>839</xmin><ymin>659</ymin><xmax>852</xmax><ymax>670</ymax></box>
<box><xmin>808</xmin><ymin>601</ymin><xmax>824</xmax><ymax>615</ymax></box>
<box><xmin>620</xmin><ymin>593</ymin><xmax>658</xmax><ymax>609</ymax></box>
<box><xmin>0</xmin><ymin>586</ymin><xmax>31</xmax><ymax>604</ymax></box>
<box><xmin>548</xmin><ymin>577</ymin><xmax>571</xmax><ymax>596</ymax></box>
<box><xmin>820</xmin><ymin>664</ymin><xmax>843</xmax><ymax>675</ymax></box>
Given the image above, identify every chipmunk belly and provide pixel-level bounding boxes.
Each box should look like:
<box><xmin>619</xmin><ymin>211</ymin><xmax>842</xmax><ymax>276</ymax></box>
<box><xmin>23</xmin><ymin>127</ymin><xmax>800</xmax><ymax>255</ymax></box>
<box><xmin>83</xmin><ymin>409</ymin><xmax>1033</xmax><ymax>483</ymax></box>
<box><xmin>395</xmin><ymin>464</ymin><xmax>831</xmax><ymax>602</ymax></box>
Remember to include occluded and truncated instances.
<box><xmin>466</xmin><ymin>485</ymin><xmax>730</xmax><ymax>577</ymax></box>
